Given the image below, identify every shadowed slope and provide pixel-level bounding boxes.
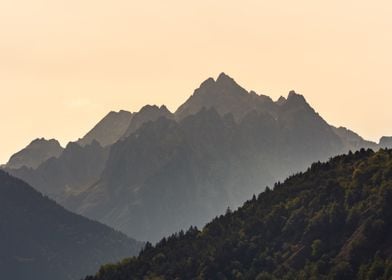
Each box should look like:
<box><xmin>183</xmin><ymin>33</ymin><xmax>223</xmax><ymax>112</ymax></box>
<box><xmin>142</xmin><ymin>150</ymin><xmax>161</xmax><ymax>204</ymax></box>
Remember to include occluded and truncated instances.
<box><xmin>0</xmin><ymin>170</ymin><xmax>143</xmax><ymax>280</ymax></box>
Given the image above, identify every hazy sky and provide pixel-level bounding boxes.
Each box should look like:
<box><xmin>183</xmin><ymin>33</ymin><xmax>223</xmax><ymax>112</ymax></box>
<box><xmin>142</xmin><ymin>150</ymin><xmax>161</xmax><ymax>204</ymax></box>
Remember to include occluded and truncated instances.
<box><xmin>1</xmin><ymin>0</ymin><xmax>392</xmax><ymax>164</ymax></box>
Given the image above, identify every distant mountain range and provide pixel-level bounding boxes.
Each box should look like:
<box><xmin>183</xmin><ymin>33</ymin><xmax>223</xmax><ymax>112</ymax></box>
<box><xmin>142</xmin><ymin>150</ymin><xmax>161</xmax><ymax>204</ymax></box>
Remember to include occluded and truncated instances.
<box><xmin>67</xmin><ymin>92</ymin><xmax>345</xmax><ymax>242</ymax></box>
<box><xmin>0</xmin><ymin>170</ymin><xmax>142</xmax><ymax>280</ymax></box>
<box><xmin>3</xmin><ymin>73</ymin><xmax>391</xmax><ymax>242</ymax></box>
<box><xmin>85</xmin><ymin>149</ymin><xmax>392</xmax><ymax>280</ymax></box>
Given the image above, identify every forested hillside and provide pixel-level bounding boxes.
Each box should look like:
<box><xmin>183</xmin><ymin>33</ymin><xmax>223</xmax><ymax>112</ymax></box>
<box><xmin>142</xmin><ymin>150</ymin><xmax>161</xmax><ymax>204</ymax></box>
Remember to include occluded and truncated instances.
<box><xmin>86</xmin><ymin>149</ymin><xmax>392</xmax><ymax>280</ymax></box>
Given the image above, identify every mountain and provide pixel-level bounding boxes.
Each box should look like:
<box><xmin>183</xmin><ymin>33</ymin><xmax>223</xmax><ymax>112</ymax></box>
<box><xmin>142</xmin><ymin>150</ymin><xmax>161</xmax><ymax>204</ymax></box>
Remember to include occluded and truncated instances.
<box><xmin>4</xmin><ymin>73</ymin><xmax>381</xmax><ymax>244</ymax></box>
<box><xmin>380</xmin><ymin>136</ymin><xmax>392</xmax><ymax>148</ymax></box>
<box><xmin>3</xmin><ymin>105</ymin><xmax>173</xmax><ymax>203</ymax></box>
<box><xmin>5</xmin><ymin>138</ymin><xmax>63</xmax><ymax>169</ymax></box>
<box><xmin>4</xmin><ymin>140</ymin><xmax>108</xmax><ymax>203</ymax></box>
<box><xmin>64</xmin><ymin>110</ymin><xmax>240</xmax><ymax>242</ymax></box>
<box><xmin>0</xmin><ymin>170</ymin><xmax>143</xmax><ymax>280</ymax></box>
<box><xmin>122</xmin><ymin>105</ymin><xmax>174</xmax><ymax>137</ymax></box>
<box><xmin>64</xmin><ymin>83</ymin><xmax>347</xmax><ymax>242</ymax></box>
<box><xmin>332</xmin><ymin>126</ymin><xmax>378</xmax><ymax>151</ymax></box>
<box><xmin>78</xmin><ymin>110</ymin><xmax>133</xmax><ymax>147</ymax></box>
<box><xmin>175</xmin><ymin>72</ymin><xmax>275</xmax><ymax>121</ymax></box>
<box><xmin>3</xmin><ymin>106</ymin><xmax>173</xmax><ymax>204</ymax></box>
<box><xmin>85</xmin><ymin>149</ymin><xmax>392</xmax><ymax>280</ymax></box>
<box><xmin>176</xmin><ymin>73</ymin><xmax>379</xmax><ymax>152</ymax></box>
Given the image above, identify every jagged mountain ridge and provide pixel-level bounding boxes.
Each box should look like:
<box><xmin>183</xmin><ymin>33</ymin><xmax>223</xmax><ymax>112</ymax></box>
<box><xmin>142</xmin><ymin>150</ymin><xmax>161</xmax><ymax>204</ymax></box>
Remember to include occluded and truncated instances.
<box><xmin>4</xmin><ymin>140</ymin><xmax>109</xmax><ymax>203</ymax></box>
<box><xmin>175</xmin><ymin>72</ymin><xmax>276</xmax><ymax>121</ymax></box>
<box><xmin>175</xmin><ymin>73</ymin><xmax>382</xmax><ymax>150</ymax></box>
<box><xmin>64</xmin><ymin>86</ymin><xmax>348</xmax><ymax>241</ymax></box>
<box><xmin>2</xmin><ymin>105</ymin><xmax>174</xmax><ymax>206</ymax></box>
<box><xmin>122</xmin><ymin>105</ymin><xmax>174</xmax><ymax>137</ymax></box>
<box><xmin>3</xmin><ymin>73</ymin><xmax>386</xmax><ymax>243</ymax></box>
<box><xmin>5</xmin><ymin>138</ymin><xmax>63</xmax><ymax>169</ymax></box>
<box><xmin>0</xmin><ymin>170</ymin><xmax>143</xmax><ymax>280</ymax></box>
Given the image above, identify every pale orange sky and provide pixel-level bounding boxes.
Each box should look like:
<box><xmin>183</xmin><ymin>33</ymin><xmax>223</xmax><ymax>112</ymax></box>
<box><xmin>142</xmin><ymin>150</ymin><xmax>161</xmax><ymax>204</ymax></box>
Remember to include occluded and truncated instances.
<box><xmin>1</xmin><ymin>0</ymin><xmax>392</xmax><ymax>164</ymax></box>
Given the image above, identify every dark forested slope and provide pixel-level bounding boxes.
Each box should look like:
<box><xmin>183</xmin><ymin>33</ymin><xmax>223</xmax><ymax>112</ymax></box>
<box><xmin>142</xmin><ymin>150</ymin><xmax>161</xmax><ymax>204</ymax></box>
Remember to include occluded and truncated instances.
<box><xmin>0</xmin><ymin>170</ymin><xmax>143</xmax><ymax>280</ymax></box>
<box><xmin>87</xmin><ymin>149</ymin><xmax>392</xmax><ymax>280</ymax></box>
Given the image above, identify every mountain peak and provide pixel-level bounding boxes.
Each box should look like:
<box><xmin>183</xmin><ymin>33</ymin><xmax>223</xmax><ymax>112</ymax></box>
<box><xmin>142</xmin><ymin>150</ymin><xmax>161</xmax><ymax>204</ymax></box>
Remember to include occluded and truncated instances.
<box><xmin>217</xmin><ymin>71</ymin><xmax>228</xmax><ymax>79</ymax></box>
<box><xmin>276</xmin><ymin>96</ymin><xmax>287</xmax><ymax>105</ymax></box>
<box><xmin>78</xmin><ymin>110</ymin><xmax>133</xmax><ymax>147</ymax></box>
<box><xmin>194</xmin><ymin>73</ymin><xmax>239</xmax><ymax>93</ymax></box>
<box><xmin>215</xmin><ymin>72</ymin><xmax>242</xmax><ymax>90</ymax></box>
<box><xmin>216</xmin><ymin>72</ymin><xmax>233</xmax><ymax>82</ymax></box>
<box><xmin>31</xmin><ymin>137</ymin><xmax>59</xmax><ymax>144</ymax></box>
<box><xmin>5</xmin><ymin>138</ymin><xmax>63</xmax><ymax>169</ymax></box>
<box><xmin>284</xmin><ymin>90</ymin><xmax>309</xmax><ymax>108</ymax></box>
<box><xmin>198</xmin><ymin>77</ymin><xmax>215</xmax><ymax>90</ymax></box>
<box><xmin>139</xmin><ymin>104</ymin><xmax>159</xmax><ymax>112</ymax></box>
<box><xmin>123</xmin><ymin>104</ymin><xmax>174</xmax><ymax>137</ymax></box>
<box><xmin>287</xmin><ymin>90</ymin><xmax>302</xmax><ymax>99</ymax></box>
<box><xmin>138</xmin><ymin>104</ymin><xmax>172</xmax><ymax>115</ymax></box>
<box><xmin>160</xmin><ymin>104</ymin><xmax>169</xmax><ymax>110</ymax></box>
<box><xmin>176</xmin><ymin>73</ymin><xmax>263</xmax><ymax>120</ymax></box>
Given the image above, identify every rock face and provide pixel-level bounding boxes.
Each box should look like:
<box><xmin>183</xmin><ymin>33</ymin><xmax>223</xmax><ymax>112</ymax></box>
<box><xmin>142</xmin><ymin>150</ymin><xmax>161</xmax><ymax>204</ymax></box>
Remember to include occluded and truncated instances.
<box><xmin>379</xmin><ymin>136</ymin><xmax>392</xmax><ymax>148</ymax></box>
<box><xmin>78</xmin><ymin>110</ymin><xmax>133</xmax><ymax>147</ymax></box>
<box><xmin>0</xmin><ymin>170</ymin><xmax>143</xmax><ymax>280</ymax></box>
<box><xmin>122</xmin><ymin>105</ymin><xmax>174</xmax><ymax>137</ymax></box>
<box><xmin>5</xmin><ymin>138</ymin><xmax>63</xmax><ymax>169</ymax></box>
